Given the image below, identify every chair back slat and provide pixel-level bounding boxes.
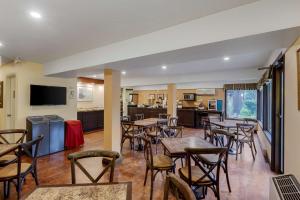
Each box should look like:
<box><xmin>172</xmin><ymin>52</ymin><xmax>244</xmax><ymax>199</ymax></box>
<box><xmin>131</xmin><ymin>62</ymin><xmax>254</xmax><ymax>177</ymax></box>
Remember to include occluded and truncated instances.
<box><xmin>135</xmin><ymin>114</ymin><xmax>144</xmax><ymax>120</ymax></box>
<box><xmin>67</xmin><ymin>150</ymin><xmax>120</xmax><ymax>184</ymax></box>
<box><xmin>0</xmin><ymin>129</ymin><xmax>27</xmax><ymax>144</ymax></box>
<box><xmin>163</xmin><ymin>173</ymin><xmax>196</xmax><ymax>200</ymax></box>
<box><xmin>141</xmin><ymin>137</ymin><xmax>153</xmax><ymax>167</ymax></box>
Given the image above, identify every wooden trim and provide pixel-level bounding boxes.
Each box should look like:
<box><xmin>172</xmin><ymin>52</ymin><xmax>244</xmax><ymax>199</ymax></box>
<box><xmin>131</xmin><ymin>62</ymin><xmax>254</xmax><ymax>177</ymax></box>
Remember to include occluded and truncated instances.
<box><xmin>78</xmin><ymin>77</ymin><xmax>104</xmax><ymax>84</ymax></box>
<box><xmin>0</xmin><ymin>81</ymin><xmax>3</xmax><ymax>108</ymax></box>
<box><xmin>297</xmin><ymin>49</ymin><xmax>300</xmax><ymax>110</ymax></box>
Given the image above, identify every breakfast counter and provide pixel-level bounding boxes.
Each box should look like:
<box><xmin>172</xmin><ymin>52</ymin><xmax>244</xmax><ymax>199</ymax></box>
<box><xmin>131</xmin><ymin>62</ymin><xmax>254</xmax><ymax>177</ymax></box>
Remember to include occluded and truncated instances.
<box><xmin>127</xmin><ymin>106</ymin><xmax>223</xmax><ymax>128</ymax></box>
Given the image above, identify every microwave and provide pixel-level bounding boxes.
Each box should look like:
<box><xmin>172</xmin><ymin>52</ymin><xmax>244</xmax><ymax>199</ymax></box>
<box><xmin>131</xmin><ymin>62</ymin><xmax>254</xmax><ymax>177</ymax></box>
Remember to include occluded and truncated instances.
<box><xmin>183</xmin><ymin>93</ymin><xmax>196</xmax><ymax>101</ymax></box>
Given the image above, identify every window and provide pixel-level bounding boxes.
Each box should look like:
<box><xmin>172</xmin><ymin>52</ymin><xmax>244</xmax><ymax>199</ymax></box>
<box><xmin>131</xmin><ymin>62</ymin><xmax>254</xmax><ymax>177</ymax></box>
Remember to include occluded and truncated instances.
<box><xmin>261</xmin><ymin>82</ymin><xmax>272</xmax><ymax>139</ymax></box>
<box><xmin>226</xmin><ymin>90</ymin><xmax>257</xmax><ymax>119</ymax></box>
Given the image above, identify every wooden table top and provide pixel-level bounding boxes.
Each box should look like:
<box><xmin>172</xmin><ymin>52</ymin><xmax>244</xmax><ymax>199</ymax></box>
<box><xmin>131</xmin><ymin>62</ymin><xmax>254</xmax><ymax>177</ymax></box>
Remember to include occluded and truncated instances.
<box><xmin>161</xmin><ymin>137</ymin><xmax>216</xmax><ymax>157</ymax></box>
<box><xmin>26</xmin><ymin>182</ymin><xmax>132</xmax><ymax>200</ymax></box>
<box><xmin>134</xmin><ymin>118</ymin><xmax>167</xmax><ymax>127</ymax></box>
<box><xmin>0</xmin><ymin>144</ymin><xmax>18</xmax><ymax>157</ymax></box>
<box><xmin>210</xmin><ymin>120</ymin><xmax>255</xmax><ymax>129</ymax></box>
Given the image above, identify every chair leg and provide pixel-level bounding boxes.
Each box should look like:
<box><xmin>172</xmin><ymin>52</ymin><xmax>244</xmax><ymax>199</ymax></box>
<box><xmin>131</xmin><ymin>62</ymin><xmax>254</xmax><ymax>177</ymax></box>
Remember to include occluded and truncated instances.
<box><xmin>31</xmin><ymin>168</ymin><xmax>39</xmax><ymax>186</ymax></box>
<box><xmin>235</xmin><ymin>141</ymin><xmax>239</xmax><ymax>160</ymax></box>
<box><xmin>224</xmin><ymin>164</ymin><xmax>231</xmax><ymax>192</ymax></box>
<box><xmin>250</xmin><ymin>143</ymin><xmax>256</xmax><ymax>160</ymax></box>
<box><xmin>4</xmin><ymin>181</ymin><xmax>10</xmax><ymax>199</ymax></box>
<box><xmin>252</xmin><ymin>139</ymin><xmax>257</xmax><ymax>153</ymax></box>
<box><xmin>150</xmin><ymin>170</ymin><xmax>154</xmax><ymax>200</ymax></box>
<box><xmin>144</xmin><ymin>167</ymin><xmax>149</xmax><ymax>186</ymax></box>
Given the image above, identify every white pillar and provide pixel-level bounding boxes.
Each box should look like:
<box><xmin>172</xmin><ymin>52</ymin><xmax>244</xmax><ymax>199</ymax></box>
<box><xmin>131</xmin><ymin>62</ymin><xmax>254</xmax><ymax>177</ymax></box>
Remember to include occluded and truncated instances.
<box><xmin>122</xmin><ymin>87</ymin><xmax>128</xmax><ymax>116</ymax></box>
<box><xmin>104</xmin><ymin>69</ymin><xmax>121</xmax><ymax>153</ymax></box>
<box><xmin>167</xmin><ymin>83</ymin><xmax>177</xmax><ymax>117</ymax></box>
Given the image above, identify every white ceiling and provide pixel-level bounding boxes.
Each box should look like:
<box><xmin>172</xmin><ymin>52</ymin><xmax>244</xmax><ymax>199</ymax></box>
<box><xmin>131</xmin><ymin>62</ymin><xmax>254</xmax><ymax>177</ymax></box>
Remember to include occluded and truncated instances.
<box><xmin>73</xmin><ymin>27</ymin><xmax>300</xmax><ymax>86</ymax></box>
<box><xmin>0</xmin><ymin>0</ymin><xmax>257</xmax><ymax>62</ymax></box>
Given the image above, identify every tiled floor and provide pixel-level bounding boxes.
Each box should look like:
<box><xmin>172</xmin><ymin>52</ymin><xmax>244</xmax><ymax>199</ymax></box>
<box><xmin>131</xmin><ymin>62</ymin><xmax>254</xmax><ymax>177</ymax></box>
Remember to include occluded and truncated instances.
<box><xmin>1</xmin><ymin>128</ymin><xmax>274</xmax><ymax>200</ymax></box>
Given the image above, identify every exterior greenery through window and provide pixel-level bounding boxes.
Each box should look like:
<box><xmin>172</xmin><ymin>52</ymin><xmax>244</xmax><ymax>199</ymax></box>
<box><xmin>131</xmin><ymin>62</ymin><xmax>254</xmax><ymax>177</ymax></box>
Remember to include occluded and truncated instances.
<box><xmin>226</xmin><ymin>90</ymin><xmax>257</xmax><ymax>119</ymax></box>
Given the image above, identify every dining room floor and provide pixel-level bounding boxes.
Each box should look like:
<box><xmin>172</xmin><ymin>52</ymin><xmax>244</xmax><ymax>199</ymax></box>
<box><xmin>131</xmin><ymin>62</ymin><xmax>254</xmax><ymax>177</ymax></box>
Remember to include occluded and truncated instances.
<box><xmin>1</xmin><ymin>128</ymin><xmax>274</xmax><ymax>200</ymax></box>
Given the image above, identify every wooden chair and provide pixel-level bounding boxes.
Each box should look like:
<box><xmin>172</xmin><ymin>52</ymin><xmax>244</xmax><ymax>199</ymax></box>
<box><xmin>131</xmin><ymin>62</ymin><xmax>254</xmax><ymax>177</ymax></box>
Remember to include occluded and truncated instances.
<box><xmin>121</xmin><ymin>115</ymin><xmax>131</xmax><ymax>122</ymax></box>
<box><xmin>179</xmin><ymin>147</ymin><xmax>227</xmax><ymax>200</ymax></box>
<box><xmin>163</xmin><ymin>173</ymin><xmax>196</xmax><ymax>200</ymax></box>
<box><xmin>203</xmin><ymin>120</ymin><xmax>213</xmax><ymax>142</ymax></box>
<box><xmin>159</xmin><ymin>113</ymin><xmax>170</xmax><ymax>119</ymax></box>
<box><xmin>163</xmin><ymin>126</ymin><xmax>183</xmax><ymax>138</ymax></box>
<box><xmin>0</xmin><ymin>135</ymin><xmax>44</xmax><ymax>199</ymax></box>
<box><xmin>67</xmin><ymin>150</ymin><xmax>120</xmax><ymax>184</ymax></box>
<box><xmin>135</xmin><ymin>113</ymin><xmax>144</xmax><ymax>121</ymax></box>
<box><xmin>147</xmin><ymin>120</ymin><xmax>168</xmax><ymax>154</ymax></box>
<box><xmin>141</xmin><ymin>137</ymin><xmax>175</xmax><ymax>200</ymax></box>
<box><xmin>0</xmin><ymin>129</ymin><xmax>27</xmax><ymax>167</ymax></box>
<box><xmin>235</xmin><ymin>123</ymin><xmax>257</xmax><ymax>160</ymax></box>
<box><xmin>169</xmin><ymin>117</ymin><xmax>178</xmax><ymax>126</ymax></box>
<box><xmin>121</xmin><ymin>121</ymin><xmax>143</xmax><ymax>152</ymax></box>
<box><xmin>197</xmin><ymin>129</ymin><xmax>235</xmax><ymax>192</ymax></box>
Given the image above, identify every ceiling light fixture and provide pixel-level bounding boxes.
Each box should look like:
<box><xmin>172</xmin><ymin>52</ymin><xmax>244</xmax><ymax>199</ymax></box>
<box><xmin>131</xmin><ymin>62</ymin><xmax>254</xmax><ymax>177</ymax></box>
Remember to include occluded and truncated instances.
<box><xmin>0</xmin><ymin>42</ymin><xmax>3</xmax><ymax>47</ymax></box>
<box><xmin>161</xmin><ymin>65</ymin><xmax>167</xmax><ymax>70</ymax></box>
<box><xmin>223</xmin><ymin>56</ymin><xmax>230</xmax><ymax>61</ymax></box>
<box><xmin>29</xmin><ymin>11</ymin><xmax>42</xmax><ymax>19</ymax></box>
<box><xmin>121</xmin><ymin>71</ymin><xmax>126</xmax><ymax>75</ymax></box>
<box><xmin>92</xmin><ymin>75</ymin><xmax>97</xmax><ymax>78</ymax></box>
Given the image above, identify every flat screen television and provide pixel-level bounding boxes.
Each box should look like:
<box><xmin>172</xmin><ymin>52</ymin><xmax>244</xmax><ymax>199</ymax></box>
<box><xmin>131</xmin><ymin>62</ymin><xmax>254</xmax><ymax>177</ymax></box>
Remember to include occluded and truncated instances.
<box><xmin>30</xmin><ymin>85</ymin><xmax>67</xmax><ymax>106</ymax></box>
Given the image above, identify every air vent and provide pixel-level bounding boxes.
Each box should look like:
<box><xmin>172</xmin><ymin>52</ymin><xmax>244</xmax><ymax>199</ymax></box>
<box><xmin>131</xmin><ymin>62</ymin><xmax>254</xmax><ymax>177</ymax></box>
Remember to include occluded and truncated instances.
<box><xmin>272</xmin><ymin>174</ymin><xmax>300</xmax><ymax>200</ymax></box>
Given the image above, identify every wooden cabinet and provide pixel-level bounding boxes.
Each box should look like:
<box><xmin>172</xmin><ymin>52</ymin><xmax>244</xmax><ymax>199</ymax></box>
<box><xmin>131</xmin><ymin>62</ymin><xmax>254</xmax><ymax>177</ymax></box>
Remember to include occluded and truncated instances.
<box><xmin>177</xmin><ymin>109</ymin><xmax>196</xmax><ymax>127</ymax></box>
<box><xmin>77</xmin><ymin>110</ymin><xmax>104</xmax><ymax>132</ymax></box>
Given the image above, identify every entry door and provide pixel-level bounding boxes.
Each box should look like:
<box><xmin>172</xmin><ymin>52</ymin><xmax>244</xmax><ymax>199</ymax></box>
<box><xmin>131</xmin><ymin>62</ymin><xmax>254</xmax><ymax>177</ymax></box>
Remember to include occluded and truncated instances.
<box><xmin>271</xmin><ymin>57</ymin><xmax>284</xmax><ymax>174</ymax></box>
<box><xmin>6</xmin><ymin>76</ymin><xmax>16</xmax><ymax>129</ymax></box>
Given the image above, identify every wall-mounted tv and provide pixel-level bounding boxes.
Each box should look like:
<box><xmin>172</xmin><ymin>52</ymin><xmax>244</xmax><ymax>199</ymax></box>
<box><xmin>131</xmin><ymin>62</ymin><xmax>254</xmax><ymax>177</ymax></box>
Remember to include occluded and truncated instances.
<box><xmin>30</xmin><ymin>85</ymin><xmax>67</xmax><ymax>106</ymax></box>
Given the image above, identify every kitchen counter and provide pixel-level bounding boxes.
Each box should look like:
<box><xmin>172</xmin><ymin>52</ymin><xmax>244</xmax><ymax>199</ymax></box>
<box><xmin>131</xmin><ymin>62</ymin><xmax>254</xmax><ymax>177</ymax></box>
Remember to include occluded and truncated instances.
<box><xmin>127</xmin><ymin>106</ymin><xmax>223</xmax><ymax>128</ymax></box>
<box><xmin>77</xmin><ymin>109</ymin><xmax>104</xmax><ymax>132</ymax></box>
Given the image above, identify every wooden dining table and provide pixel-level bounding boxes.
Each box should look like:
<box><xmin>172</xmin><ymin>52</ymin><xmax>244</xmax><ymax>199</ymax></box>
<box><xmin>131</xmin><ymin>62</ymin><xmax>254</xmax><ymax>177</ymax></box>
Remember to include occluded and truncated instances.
<box><xmin>133</xmin><ymin>118</ymin><xmax>167</xmax><ymax>128</ymax></box>
<box><xmin>0</xmin><ymin>143</ymin><xmax>18</xmax><ymax>157</ymax></box>
<box><xmin>161</xmin><ymin>136</ymin><xmax>216</xmax><ymax>157</ymax></box>
<box><xmin>25</xmin><ymin>182</ymin><xmax>132</xmax><ymax>200</ymax></box>
<box><xmin>209</xmin><ymin>119</ymin><xmax>256</xmax><ymax>130</ymax></box>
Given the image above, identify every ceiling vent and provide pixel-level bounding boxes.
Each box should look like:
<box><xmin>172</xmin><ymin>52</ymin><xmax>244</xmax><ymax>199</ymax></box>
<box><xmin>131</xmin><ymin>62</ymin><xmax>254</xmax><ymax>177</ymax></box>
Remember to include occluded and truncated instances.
<box><xmin>270</xmin><ymin>174</ymin><xmax>300</xmax><ymax>200</ymax></box>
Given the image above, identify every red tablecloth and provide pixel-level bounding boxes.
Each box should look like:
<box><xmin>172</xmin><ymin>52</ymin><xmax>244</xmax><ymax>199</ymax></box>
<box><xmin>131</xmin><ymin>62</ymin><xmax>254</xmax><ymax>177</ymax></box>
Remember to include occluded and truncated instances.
<box><xmin>65</xmin><ymin>120</ymin><xmax>84</xmax><ymax>148</ymax></box>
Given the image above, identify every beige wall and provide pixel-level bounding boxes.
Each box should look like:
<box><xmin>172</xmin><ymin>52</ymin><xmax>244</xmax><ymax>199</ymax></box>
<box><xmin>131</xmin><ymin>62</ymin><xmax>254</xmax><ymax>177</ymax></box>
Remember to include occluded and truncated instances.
<box><xmin>285</xmin><ymin>37</ymin><xmax>300</xmax><ymax>179</ymax></box>
<box><xmin>0</xmin><ymin>62</ymin><xmax>77</xmax><ymax>130</ymax></box>
<box><xmin>134</xmin><ymin>88</ymin><xmax>224</xmax><ymax>108</ymax></box>
<box><xmin>77</xmin><ymin>83</ymin><xmax>104</xmax><ymax>109</ymax></box>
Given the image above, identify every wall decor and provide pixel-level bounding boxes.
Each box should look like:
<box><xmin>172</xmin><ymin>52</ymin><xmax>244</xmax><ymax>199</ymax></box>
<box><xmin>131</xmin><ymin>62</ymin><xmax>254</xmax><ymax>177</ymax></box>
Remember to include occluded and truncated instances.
<box><xmin>69</xmin><ymin>87</ymin><xmax>76</xmax><ymax>99</ymax></box>
<box><xmin>77</xmin><ymin>86</ymin><xmax>93</xmax><ymax>102</ymax></box>
<box><xmin>0</xmin><ymin>81</ymin><xmax>3</xmax><ymax>108</ymax></box>
<box><xmin>297</xmin><ymin>48</ymin><xmax>300</xmax><ymax>110</ymax></box>
<box><xmin>148</xmin><ymin>94</ymin><xmax>156</xmax><ymax>100</ymax></box>
<box><xmin>157</xmin><ymin>94</ymin><xmax>164</xmax><ymax>100</ymax></box>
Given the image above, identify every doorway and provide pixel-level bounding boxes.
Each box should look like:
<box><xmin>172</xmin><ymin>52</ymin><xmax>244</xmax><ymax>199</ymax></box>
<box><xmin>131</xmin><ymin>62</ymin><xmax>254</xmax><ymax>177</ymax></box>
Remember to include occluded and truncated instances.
<box><xmin>6</xmin><ymin>75</ymin><xmax>16</xmax><ymax>129</ymax></box>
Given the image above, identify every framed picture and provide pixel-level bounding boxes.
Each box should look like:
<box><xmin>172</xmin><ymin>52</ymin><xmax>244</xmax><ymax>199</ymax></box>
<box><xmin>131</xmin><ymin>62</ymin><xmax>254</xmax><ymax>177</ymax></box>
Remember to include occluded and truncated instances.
<box><xmin>0</xmin><ymin>81</ymin><xmax>3</xmax><ymax>108</ymax></box>
<box><xmin>77</xmin><ymin>86</ymin><xmax>93</xmax><ymax>102</ymax></box>
<box><xmin>297</xmin><ymin>48</ymin><xmax>300</xmax><ymax>110</ymax></box>
<box><xmin>157</xmin><ymin>94</ymin><xmax>164</xmax><ymax>100</ymax></box>
<box><xmin>148</xmin><ymin>94</ymin><xmax>156</xmax><ymax>100</ymax></box>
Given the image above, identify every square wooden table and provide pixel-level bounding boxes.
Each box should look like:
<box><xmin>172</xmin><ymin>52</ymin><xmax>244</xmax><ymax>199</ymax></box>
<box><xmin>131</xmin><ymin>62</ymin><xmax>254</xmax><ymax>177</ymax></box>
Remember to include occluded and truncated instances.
<box><xmin>25</xmin><ymin>182</ymin><xmax>132</xmax><ymax>200</ymax></box>
<box><xmin>0</xmin><ymin>144</ymin><xmax>18</xmax><ymax>157</ymax></box>
<box><xmin>210</xmin><ymin>120</ymin><xmax>256</xmax><ymax>129</ymax></box>
<box><xmin>161</xmin><ymin>136</ymin><xmax>216</xmax><ymax>157</ymax></box>
<box><xmin>134</xmin><ymin>118</ymin><xmax>167</xmax><ymax>128</ymax></box>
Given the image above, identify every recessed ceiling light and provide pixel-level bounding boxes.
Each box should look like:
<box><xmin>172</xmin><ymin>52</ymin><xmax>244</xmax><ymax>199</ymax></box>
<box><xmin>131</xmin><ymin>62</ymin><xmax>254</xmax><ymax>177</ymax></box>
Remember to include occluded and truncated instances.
<box><xmin>161</xmin><ymin>65</ymin><xmax>167</xmax><ymax>70</ymax></box>
<box><xmin>223</xmin><ymin>56</ymin><xmax>230</xmax><ymax>61</ymax></box>
<box><xmin>29</xmin><ymin>11</ymin><xmax>42</xmax><ymax>19</ymax></box>
<box><xmin>92</xmin><ymin>75</ymin><xmax>97</xmax><ymax>78</ymax></box>
<box><xmin>0</xmin><ymin>42</ymin><xmax>3</xmax><ymax>47</ymax></box>
<box><xmin>121</xmin><ymin>71</ymin><xmax>126</xmax><ymax>75</ymax></box>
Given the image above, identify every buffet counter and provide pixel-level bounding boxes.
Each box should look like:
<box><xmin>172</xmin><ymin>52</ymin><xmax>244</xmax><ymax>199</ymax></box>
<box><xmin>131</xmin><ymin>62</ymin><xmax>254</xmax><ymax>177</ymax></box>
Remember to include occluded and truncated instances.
<box><xmin>77</xmin><ymin>108</ymin><xmax>104</xmax><ymax>132</ymax></box>
<box><xmin>127</xmin><ymin>106</ymin><xmax>223</xmax><ymax>128</ymax></box>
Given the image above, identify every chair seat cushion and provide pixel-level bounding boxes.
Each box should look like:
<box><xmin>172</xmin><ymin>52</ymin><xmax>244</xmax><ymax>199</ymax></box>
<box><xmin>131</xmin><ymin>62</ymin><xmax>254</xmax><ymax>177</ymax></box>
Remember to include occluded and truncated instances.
<box><xmin>0</xmin><ymin>154</ymin><xmax>17</xmax><ymax>165</ymax></box>
<box><xmin>152</xmin><ymin>155</ymin><xmax>174</xmax><ymax>169</ymax></box>
<box><xmin>179</xmin><ymin>166</ymin><xmax>211</xmax><ymax>185</ymax></box>
<box><xmin>0</xmin><ymin>163</ymin><xmax>31</xmax><ymax>178</ymax></box>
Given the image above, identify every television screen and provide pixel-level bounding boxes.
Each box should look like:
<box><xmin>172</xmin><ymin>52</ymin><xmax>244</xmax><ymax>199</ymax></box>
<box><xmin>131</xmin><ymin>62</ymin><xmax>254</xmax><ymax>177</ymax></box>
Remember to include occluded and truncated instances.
<box><xmin>30</xmin><ymin>85</ymin><xmax>67</xmax><ymax>105</ymax></box>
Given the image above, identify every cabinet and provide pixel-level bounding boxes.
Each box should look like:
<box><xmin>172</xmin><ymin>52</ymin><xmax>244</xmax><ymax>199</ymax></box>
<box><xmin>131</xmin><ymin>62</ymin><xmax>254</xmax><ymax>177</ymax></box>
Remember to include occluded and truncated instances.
<box><xmin>77</xmin><ymin>110</ymin><xmax>104</xmax><ymax>132</ymax></box>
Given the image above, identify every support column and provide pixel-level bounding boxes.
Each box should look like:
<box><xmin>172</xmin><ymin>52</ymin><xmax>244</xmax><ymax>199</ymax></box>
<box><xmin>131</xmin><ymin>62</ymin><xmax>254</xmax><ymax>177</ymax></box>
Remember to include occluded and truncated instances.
<box><xmin>104</xmin><ymin>69</ymin><xmax>121</xmax><ymax>153</ymax></box>
<box><xmin>122</xmin><ymin>87</ymin><xmax>128</xmax><ymax>116</ymax></box>
<box><xmin>167</xmin><ymin>83</ymin><xmax>177</xmax><ymax>117</ymax></box>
